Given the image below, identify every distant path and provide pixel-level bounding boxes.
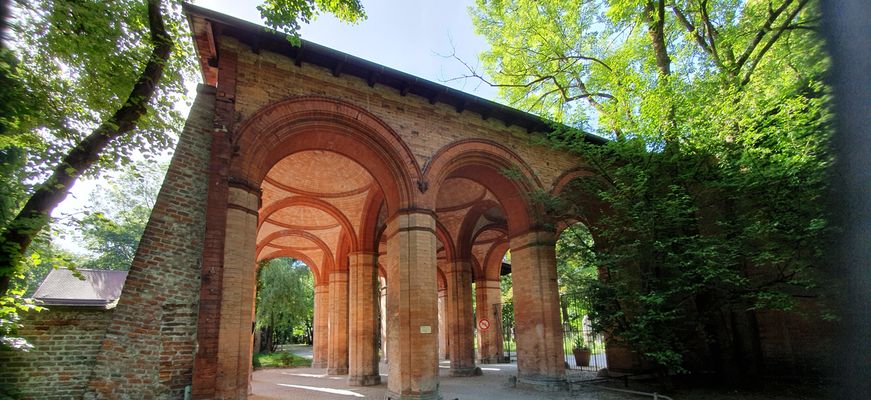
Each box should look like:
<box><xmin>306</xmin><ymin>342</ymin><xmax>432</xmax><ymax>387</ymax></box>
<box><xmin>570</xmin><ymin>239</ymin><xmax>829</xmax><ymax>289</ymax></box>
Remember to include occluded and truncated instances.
<box><xmin>284</xmin><ymin>344</ymin><xmax>312</xmax><ymax>360</ymax></box>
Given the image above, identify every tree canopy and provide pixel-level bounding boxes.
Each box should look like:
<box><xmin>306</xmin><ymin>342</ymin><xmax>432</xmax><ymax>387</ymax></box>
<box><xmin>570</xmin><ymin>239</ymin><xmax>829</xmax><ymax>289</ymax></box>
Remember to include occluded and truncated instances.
<box><xmin>472</xmin><ymin>0</ymin><xmax>832</xmax><ymax>380</ymax></box>
<box><xmin>0</xmin><ymin>0</ymin><xmax>365</xmax><ymax>350</ymax></box>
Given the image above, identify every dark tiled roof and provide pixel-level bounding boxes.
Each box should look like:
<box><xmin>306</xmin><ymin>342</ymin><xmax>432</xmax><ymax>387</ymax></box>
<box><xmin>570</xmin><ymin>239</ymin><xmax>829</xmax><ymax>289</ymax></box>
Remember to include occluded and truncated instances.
<box><xmin>33</xmin><ymin>268</ymin><xmax>128</xmax><ymax>308</ymax></box>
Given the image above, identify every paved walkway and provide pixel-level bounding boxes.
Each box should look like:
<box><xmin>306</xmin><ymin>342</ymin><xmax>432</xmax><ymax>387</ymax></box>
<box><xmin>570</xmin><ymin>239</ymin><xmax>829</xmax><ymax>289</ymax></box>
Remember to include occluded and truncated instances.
<box><xmin>251</xmin><ymin>347</ymin><xmax>633</xmax><ymax>400</ymax></box>
<box><xmin>250</xmin><ymin>346</ymin><xmax>826</xmax><ymax>400</ymax></box>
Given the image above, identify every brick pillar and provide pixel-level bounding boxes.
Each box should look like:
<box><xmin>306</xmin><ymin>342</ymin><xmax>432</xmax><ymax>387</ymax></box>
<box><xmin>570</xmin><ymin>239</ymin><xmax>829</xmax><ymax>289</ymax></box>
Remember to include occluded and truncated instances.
<box><xmin>348</xmin><ymin>251</ymin><xmax>381</xmax><ymax>386</ymax></box>
<box><xmin>438</xmin><ymin>288</ymin><xmax>448</xmax><ymax>360</ymax></box>
<box><xmin>445</xmin><ymin>260</ymin><xmax>479</xmax><ymax>376</ymax></box>
<box><xmin>312</xmin><ymin>284</ymin><xmax>330</xmax><ymax>368</ymax></box>
<box><xmin>476</xmin><ymin>279</ymin><xmax>504</xmax><ymax>364</ymax></box>
<box><xmin>328</xmin><ymin>271</ymin><xmax>350</xmax><ymax>375</ymax></box>
<box><xmin>215</xmin><ymin>185</ymin><xmax>260</xmax><ymax>399</ymax></box>
<box><xmin>380</xmin><ymin>279</ymin><xmax>388</xmax><ymax>363</ymax></box>
<box><xmin>509</xmin><ymin>230</ymin><xmax>566</xmax><ymax>391</ymax></box>
<box><xmin>385</xmin><ymin>211</ymin><xmax>439</xmax><ymax>400</ymax></box>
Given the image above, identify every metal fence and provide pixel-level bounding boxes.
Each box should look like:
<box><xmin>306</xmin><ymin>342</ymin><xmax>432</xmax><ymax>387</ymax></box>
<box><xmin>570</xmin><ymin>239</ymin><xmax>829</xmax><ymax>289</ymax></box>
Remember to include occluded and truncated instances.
<box><xmin>561</xmin><ymin>294</ymin><xmax>607</xmax><ymax>371</ymax></box>
<box><xmin>498</xmin><ymin>295</ymin><xmax>607</xmax><ymax>371</ymax></box>
<box><xmin>501</xmin><ymin>302</ymin><xmax>515</xmax><ymax>362</ymax></box>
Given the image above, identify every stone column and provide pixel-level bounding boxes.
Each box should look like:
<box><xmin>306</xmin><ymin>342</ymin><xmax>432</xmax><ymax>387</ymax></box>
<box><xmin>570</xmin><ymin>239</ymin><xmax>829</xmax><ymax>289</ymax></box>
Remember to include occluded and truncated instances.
<box><xmin>312</xmin><ymin>284</ymin><xmax>330</xmax><ymax>368</ymax></box>
<box><xmin>348</xmin><ymin>251</ymin><xmax>381</xmax><ymax>386</ymax></box>
<box><xmin>380</xmin><ymin>278</ymin><xmax>388</xmax><ymax>363</ymax></box>
<box><xmin>328</xmin><ymin>271</ymin><xmax>349</xmax><ymax>375</ymax></box>
<box><xmin>438</xmin><ymin>288</ymin><xmax>448</xmax><ymax>360</ymax></box>
<box><xmin>445</xmin><ymin>260</ymin><xmax>479</xmax><ymax>376</ymax></box>
<box><xmin>215</xmin><ymin>185</ymin><xmax>260</xmax><ymax>398</ymax></box>
<box><xmin>476</xmin><ymin>279</ymin><xmax>504</xmax><ymax>364</ymax></box>
<box><xmin>385</xmin><ymin>211</ymin><xmax>440</xmax><ymax>400</ymax></box>
<box><xmin>509</xmin><ymin>230</ymin><xmax>566</xmax><ymax>391</ymax></box>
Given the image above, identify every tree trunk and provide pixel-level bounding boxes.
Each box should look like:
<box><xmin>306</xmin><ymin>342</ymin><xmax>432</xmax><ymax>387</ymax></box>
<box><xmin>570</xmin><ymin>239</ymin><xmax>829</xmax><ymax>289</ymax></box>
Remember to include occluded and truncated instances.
<box><xmin>0</xmin><ymin>0</ymin><xmax>8</xmax><ymax>50</ymax></box>
<box><xmin>264</xmin><ymin>326</ymin><xmax>274</xmax><ymax>353</ymax></box>
<box><xmin>644</xmin><ymin>0</ymin><xmax>671</xmax><ymax>76</ymax></box>
<box><xmin>0</xmin><ymin>0</ymin><xmax>172</xmax><ymax>296</ymax></box>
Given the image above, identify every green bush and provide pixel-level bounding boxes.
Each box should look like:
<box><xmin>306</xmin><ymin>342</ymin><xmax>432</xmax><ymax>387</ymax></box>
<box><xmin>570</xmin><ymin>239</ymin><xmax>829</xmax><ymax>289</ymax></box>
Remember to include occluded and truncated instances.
<box><xmin>252</xmin><ymin>351</ymin><xmax>312</xmax><ymax>368</ymax></box>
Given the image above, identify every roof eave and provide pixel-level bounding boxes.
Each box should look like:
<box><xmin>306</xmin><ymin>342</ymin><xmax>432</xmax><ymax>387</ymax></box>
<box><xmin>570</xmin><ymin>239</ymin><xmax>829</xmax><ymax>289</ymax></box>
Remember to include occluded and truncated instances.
<box><xmin>181</xmin><ymin>3</ymin><xmax>607</xmax><ymax>145</ymax></box>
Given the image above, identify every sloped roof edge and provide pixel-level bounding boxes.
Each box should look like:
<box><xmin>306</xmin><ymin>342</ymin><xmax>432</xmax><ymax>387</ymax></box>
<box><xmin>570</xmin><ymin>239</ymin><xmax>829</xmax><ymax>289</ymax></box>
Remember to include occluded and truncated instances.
<box><xmin>33</xmin><ymin>268</ymin><xmax>128</xmax><ymax>309</ymax></box>
<box><xmin>182</xmin><ymin>3</ymin><xmax>606</xmax><ymax>145</ymax></box>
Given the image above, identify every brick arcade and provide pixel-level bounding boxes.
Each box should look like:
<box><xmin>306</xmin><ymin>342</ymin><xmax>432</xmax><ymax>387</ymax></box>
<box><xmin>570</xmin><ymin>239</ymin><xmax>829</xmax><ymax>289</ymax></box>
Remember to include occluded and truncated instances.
<box><xmin>103</xmin><ymin>4</ymin><xmax>610</xmax><ymax>398</ymax></box>
<box><xmin>0</xmin><ymin>4</ymin><xmax>834</xmax><ymax>400</ymax></box>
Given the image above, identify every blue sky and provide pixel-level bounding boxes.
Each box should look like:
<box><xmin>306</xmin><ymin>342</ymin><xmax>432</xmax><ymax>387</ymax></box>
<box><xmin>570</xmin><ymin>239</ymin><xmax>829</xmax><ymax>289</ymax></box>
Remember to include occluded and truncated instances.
<box><xmin>197</xmin><ymin>0</ymin><xmax>498</xmax><ymax>100</ymax></box>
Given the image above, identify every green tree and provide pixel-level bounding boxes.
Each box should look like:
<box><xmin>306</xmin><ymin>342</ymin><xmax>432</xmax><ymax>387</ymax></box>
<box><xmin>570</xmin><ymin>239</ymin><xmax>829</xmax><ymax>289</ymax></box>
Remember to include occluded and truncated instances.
<box><xmin>0</xmin><ymin>0</ymin><xmax>366</xmax><ymax>298</ymax></box>
<box><xmin>555</xmin><ymin>223</ymin><xmax>596</xmax><ymax>326</ymax></box>
<box><xmin>76</xmin><ymin>161</ymin><xmax>167</xmax><ymax>270</ymax></box>
<box><xmin>255</xmin><ymin>258</ymin><xmax>314</xmax><ymax>352</ymax></box>
<box><xmin>472</xmin><ymin>0</ymin><xmax>832</xmax><ymax>381</ymax></box>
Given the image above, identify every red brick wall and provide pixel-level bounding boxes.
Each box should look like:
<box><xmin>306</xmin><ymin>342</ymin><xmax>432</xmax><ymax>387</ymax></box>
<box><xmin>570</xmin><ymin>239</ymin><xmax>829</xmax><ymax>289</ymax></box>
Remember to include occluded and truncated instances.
<box><xmin>756</xmin><ymin>300</ymin><xmax>836</xmax><ymax>379</ymax></box>
<box><xmin>0</xmin><ymin>307</ymin><xmax>112</xmax><ymax>400</ymax></box>
<box><xmin>82</xmin><ymin>85</ymin><xmax>217</xmax><ymax>399</ymax></box>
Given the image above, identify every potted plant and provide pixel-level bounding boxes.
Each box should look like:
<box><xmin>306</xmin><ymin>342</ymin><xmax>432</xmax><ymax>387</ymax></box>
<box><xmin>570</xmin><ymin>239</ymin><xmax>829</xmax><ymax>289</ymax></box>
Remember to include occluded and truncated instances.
<box><xmin>571</xmin><ymin>334</ymin><xmax>591</xmax><ymax>367</ymax></box>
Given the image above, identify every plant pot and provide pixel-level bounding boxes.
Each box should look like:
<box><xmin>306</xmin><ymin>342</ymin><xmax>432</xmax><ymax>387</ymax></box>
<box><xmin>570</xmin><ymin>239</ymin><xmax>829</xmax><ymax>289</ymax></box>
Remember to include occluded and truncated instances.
<box><xmin>572</xmin><ymin>348</ymin><xmax>591</xmax><ymax>367</ymax></box>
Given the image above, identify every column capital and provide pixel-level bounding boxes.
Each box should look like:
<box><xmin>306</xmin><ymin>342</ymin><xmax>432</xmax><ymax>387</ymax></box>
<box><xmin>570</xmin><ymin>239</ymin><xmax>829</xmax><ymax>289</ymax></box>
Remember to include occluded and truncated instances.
<box><xmin>474</xmin><ymin>279</ymin><xmax>501</xmax><ymax>290</ymax></box>
<box><xmin>348</xmin><ymin>250</ymin><xmax>378</xmax><ymax>257</ymax></box>
<box><xmin>329</xmin><ymin>270</ymin><xmax>349</xmax><ymax>282</ymax></box>
<box><xmin>384</xmin><ymin>209</ymin><xmax>436</xmax><ymax>240</ymax></box>
<box><xmin>348</xmin><ymin>251</ymin><xmax>378</xmax><ymax>268</ymax></box>
<box><xmin>226</xmin><ymin>185</ymin><xmax>260</xmax><ymax>216</ymax></box>
<box><xmin>509</xmin><ymin>230</ymin><xmax>557</xmax><ymax>252</ymax></box>
<box><xmin>445</xmin><ymin>259</ymin><xmax>473</xmax><ymax>274</ymax></box>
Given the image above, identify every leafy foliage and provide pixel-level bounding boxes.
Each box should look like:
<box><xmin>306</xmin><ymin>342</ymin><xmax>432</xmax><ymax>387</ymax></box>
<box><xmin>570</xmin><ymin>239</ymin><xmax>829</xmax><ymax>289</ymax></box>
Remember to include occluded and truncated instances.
<box><xmin>473</xmin><ymin>0</ymin><xmax>833</xmax><ymax>378</ymax></box>
<box><xmin>252</xmin><ymin>349</ymin><xmax>312</xmax><ymax>368</ymax></box>
<box><xmin>0</xmin><ymin>0</ymin><xmax>191</xmax><ymax>297</ymax></box>
<box><xmin>258</xmin><ymin>0</ymin><xmax>366</xmax><ymax>44</ymax></box>
<box><xmin>9</xmin><ymin>0</ymin><xmax>192</xmax><ymax>173</ymax></box>
<box><xmin>0</xmin><ymin>276</ymin><xmax>40</xmax><ymax>351</ymax></box>
<box><xmin>255</xmin><ymin>258</ymin><xmax>314</xmax><ymax>351</ymax></box>
<box><xmin>76</xmin><ymin>161</ymin><xmax>167</xmax><ymax>270</ymax></box>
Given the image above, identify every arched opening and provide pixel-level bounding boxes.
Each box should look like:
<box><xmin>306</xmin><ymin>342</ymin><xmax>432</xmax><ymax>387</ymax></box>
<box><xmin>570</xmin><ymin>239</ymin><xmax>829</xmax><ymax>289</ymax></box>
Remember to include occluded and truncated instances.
<box><xmin>555</xmin><ymin>222</ymin><xmax>608</xmax><ymax>372</ymax></box>
<box><xmin>253</xmin><ymin>257</ymin><xmax>316</xmax><ymax>360</ymax></box>
<box><xmin>255</xmin><ymin>149</ymin><xmax>387</xmax><ymax>383</ymax></box>
<box><xmin>208</xmin><ymin>96</ymin><xmax>421</xmax><ymax>397</ymax></box>
<box><xmin>427</xmin><ymin>140</ymin><xmax>566</xmax><ymax>388</ymax></box>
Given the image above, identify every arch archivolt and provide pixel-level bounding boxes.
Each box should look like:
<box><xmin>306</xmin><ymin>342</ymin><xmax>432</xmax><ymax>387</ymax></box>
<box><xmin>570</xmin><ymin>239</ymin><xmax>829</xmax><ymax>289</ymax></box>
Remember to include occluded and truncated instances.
<box><xmin>481</xmin><ymin>239</ymin><xmax>510</xmax><ymax>282</ymax></box>
<box><xmin>232</xmin><ymin>96</ymin><xmax>420</xmax><ymax>214</ymax></box>
<box><xmin>550</xmin><ymin>167</ymin><xmax>611</xmax><ymax>238</ymax></box>
<box><xmin>425</xmin><ymin>140</ymin><xmax>545</xmax><ymax>237</ymax></box>
<box><xmin>257</xmin><ymin>228</ymin><xmax>336</xmax><ymax>275</ymax></box>
<box><xmin>257</xmin><ymin>249</ymin><xmax>323</xmax><ymax>286</ymax></box>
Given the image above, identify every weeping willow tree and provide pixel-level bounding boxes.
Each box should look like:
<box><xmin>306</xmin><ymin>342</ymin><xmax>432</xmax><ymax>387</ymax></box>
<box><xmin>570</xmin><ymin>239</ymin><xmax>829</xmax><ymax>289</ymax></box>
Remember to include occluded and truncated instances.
<box><xmin>255</xmin><ymin>258</ymin><xmax>314</xmax><ymax>353</ymax></box>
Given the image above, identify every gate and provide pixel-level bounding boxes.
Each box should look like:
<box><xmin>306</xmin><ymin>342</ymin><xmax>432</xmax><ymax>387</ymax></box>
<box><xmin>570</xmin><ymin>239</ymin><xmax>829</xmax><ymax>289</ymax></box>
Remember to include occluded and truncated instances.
<box><xmin>561</xmin><ymin>294</ymin><xmax>607</xmax><ymax>372</ymax></box>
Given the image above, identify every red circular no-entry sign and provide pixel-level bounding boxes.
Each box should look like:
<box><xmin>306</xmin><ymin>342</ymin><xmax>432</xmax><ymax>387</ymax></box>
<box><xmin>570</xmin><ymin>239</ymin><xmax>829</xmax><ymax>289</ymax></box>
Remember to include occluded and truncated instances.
<box><xmin>478</xmin><ymin>318</ymin><xmax>491</xmax><ymax>332</ymax></box>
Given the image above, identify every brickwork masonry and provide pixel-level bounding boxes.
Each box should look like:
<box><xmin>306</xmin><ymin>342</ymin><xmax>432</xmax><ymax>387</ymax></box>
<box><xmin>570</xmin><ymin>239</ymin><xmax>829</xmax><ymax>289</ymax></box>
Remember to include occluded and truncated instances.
<box><xmin>0</xmin><ymin>307</ymin><xmax>112</xmax><ymax>400</ymax></box>
<box><xmin>0</xmin><ymin>85</ymin><xmax>224</xmax><ymax>400</ymax></box>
